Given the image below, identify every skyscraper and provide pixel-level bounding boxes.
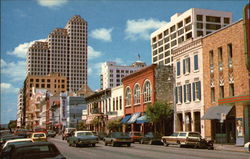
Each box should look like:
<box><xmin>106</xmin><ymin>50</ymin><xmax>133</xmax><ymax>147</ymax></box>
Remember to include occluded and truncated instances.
<box><xmin>26</xmin><ymin>15</ymin><xmax>88</xmax><ymax>92</ymax></box>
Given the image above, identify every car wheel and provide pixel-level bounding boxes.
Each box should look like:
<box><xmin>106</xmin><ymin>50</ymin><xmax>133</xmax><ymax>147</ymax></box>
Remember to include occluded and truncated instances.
<box><xmin>92</xmin><ymin>143</ymin><xmax>96</xmax><ymax>147</ymax></box>
<box><xmin>73</xmin><ymin>142</ymin><xmax>78</xmax><ymax>147</ymax></box>
<box><xmin>112</xmin><ymin>141</ymin><xmax>116</xmax><ymax>147</ymax></box>
<box><xmin>163</xmin><ymin>142</ymin><xmax>169</xmax><ymax>147</ymax></box>
<box><xmin>104</xmin><ymin>140</ymin><xmax>108</xmax><ymax>146</ymax></box>
<box><xmin>68</xmin><ymin>142</ymin><xmax>72</xmax><ymax>147</ymax></box>
<box><xmin>127</xmin><ymin>143</ymin><xmax>131</xmax><ymax>147</ymax></box>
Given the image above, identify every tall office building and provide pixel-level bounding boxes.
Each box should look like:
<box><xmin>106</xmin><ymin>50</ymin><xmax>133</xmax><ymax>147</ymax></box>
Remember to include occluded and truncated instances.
<box><xmin>17</xmin><ymin>88</ymin><xmax>24</xmax><ymax>127</ymax></box>
<box><xmin>100</xmin><ymin>61</ymin><xmax>146</xmax><ymax>90</ymax></box>
<box><xmin>26</xmin><ymin>15</ymin><xmax>88</xmax><ymax>92</ymax></box>
<box><xmin>151</xmin><ymin>8</ymin><xmax>232</xmax><ymax>66</ymax></box>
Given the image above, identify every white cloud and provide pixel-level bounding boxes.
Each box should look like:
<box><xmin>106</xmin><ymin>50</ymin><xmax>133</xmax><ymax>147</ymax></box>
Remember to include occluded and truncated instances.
<box><xmin>90</xmin><ymin>28</ymin><xmax>113</xmax><ymax>42</ymax></box>
<box><xmin>114</xmin><ymin>58</ymin><xmax>124</xmax><ymax>65</ymax></box>
<box><xmin>7</xmin><ymin>39</ymin><xmax>46</xmax><ymax>59</ymax></box>
<box><xmin>1</xmin><ymin>59</ymin><xmax>26</xmax><ymax>82</ymax></box>
<box><xmin>125</xmin><ymin>18</ymin><xmax>168</xmax><ymax>41</ymax></box>
<box><xmin>1</xmin><ymin>59</ymin><xmax>7</xmax><ymax>68</ymax></box>
<box><xmin>88</xmin><ymin>46</ymin><xmax>102</xmax><ymax>60</ymax></box>
<box><xmin>88</xmin><ymin>62</ymin><xmax>104</xmax><ymax>76</ymax></box>
<box><xmin>0</xmin><ymin>83</ymin><xmax>19</xmax><ymax>94</ymax></box>
<box><xmin>37</xmin><ymin>0</ymin><xmax>68</xmax><ymax>8</ymax></box>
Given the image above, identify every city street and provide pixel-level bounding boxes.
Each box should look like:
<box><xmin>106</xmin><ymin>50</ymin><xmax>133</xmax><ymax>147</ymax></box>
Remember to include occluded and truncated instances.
<box><xmin>49</xmin><ymin>137</ymin><xmax>250</xmax><ymax>159</ymax></box>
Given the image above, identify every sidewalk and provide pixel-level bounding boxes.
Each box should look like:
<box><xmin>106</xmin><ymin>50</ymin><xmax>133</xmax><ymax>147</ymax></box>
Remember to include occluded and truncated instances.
<box><xmin>214</xmin><ymin>144</ymin><xmax>247</xmax><ymax>152</ymax></box>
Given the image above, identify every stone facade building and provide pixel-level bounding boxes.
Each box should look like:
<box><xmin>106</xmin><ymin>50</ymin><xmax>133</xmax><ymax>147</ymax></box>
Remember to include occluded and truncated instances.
<box><xmin>122</xmin><ymin>64</ymin><xmax>174</xmax><ymax>134</ymax></box>
<box><xmin>202</xmin><ymin>20</ymin><xmax>250</xmax><ymax>145</ymax></box>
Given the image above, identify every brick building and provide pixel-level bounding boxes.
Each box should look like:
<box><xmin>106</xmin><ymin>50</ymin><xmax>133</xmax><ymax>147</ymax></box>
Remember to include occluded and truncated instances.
<box><xmin>202</xmin><ymin>20</ymin><xmax>250</xmax><ymax>145</ymax></box>
<box><xmin>122</xmin><ymin>64</ymin><xmax>173</xmax><ymax>134</ymax></box>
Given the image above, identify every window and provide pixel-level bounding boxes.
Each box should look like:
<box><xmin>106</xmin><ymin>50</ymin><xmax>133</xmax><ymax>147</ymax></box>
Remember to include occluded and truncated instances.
<box><xmin>164</xmin><ymin>29</ymin><xmax>169</xmax><ymax>36</ymax></box>
<box><xmin>134</xmin><ymin>84</ymin><xmax>141</xmax><ymax>104</ymax></box>
<box><xmin>171</xmin><ymin>40</ymin><xmax>177</xmax><ymax>47</ymax></box>
<box><xmin>186</xmin><ymin>32</ymin><xmax>192</xmax><ymax>40</ymax></box>
<box><xmin>193</xmin><ymin>81</ymin><xmax>201</xmax><ymax>101</ymax></box>
<box><xmin>184</xmin><ymin>83</ymin><xmax>191</xmax><ymax>103</ymax></box>
<box><xmin>185</xmin><ymin>16</ymin><xmax>191</xmax><ymax>24</ymax></box>
<box><xmin>119</xmin><ymin>96</ymin><xmax>122</xmax><ymax>110</ymax></box>
<box><xmin>143</xmin><ymin>81</ymin><xmax>151</xmax><ymax>102</ymax></box>
<box><xmin>125</xmin><ymin>87</ymin><xmax>131</xmax><ymax>106</ymax></box>
<box><xmin>113</xmin><ymin>98</ymin><xmax>115</xmax><ymax>110</ymax></box>
<box><xmin>211</xmin><ymin>87</ymin><xmax>215</xmax><ymax>102</ymax></box>
<box><xmin>194</xmin><ymin>55</ymin><xmax>199</xmax><ymax>71</ymax></box>
<box><xmin>183</xmin><ymin>57</ymin><xmax>190</xmax><ymax>74</ymax></box>
<box><xmin>175</xmin><ymin>86</ymin><xmax>182</xmax><ymax>104</ymax></box>
<box><xmin>224</xmin><ymin>17</ymin><xmax>230</xmax><ymax>24</ymax></box>
<box><xmin>220</xmin><ymin>86</ymin><xmax>224</xmax><ymax>98</ymax></box>
<box><xmin>206</xmin><ymin>24</ymin><xmax>221</xmax><ymax>30</ymax></box>
<box><xmin>185</xmin><ymin>24</ymin><xmax>192</xmax><ymax>32</ymax></box>
<box><xmin>218</xmin><ymin>47</ymin><xmax>223</xmax><ymax>64</ymax></box>
<box><xmin>177</xmin><ymin>21</ymin><xmax>183</xmax><ymax>28</ymax></box>
<box><xmin>30</xmin><ymin>79</ymin><xmax>34</xmax><ymax>82</ymax></box>
<box><xmin>36</xmin><ymin>79</ymin><xmax>39</xmax><ymax>82</ymax></box>
<box><xmin>209</xmin><ymin>50</ymin><xmax>214</xmax><ymax>65</ymax></box>
<box><xmin>206</xmin><ymin>16</ymin><xmax>221</xmax><ymax>23</ymax></box>
<box><xmin>197</xmin><ymin>23</ymin><xmax>203</xmax><ymax>29</ymax></box>
<box><xmin>229</xmin><ymin>84</ymin><xmax>234</xmax><ymax>97</ymax></box>
<box><xmin>228</xmin><ymin>43</ymin><xmax>232</xmax><ymax>59</ymax></box>
<box><xmin>170</xmin><ymin>25</ymin><xmax>175</xmax><ymax>32</ymax></box>
<box><xmin>197</xmin><ymin>15</ymin><xmax>203</xmax><ymax>21</ymax></box>
<box><xmin>176</xmin><ymin>61</ymin><xmax>181</xmax><ymax>76</ymax></box>
<box><xmin>197</xmin><ymin>31</ymin><xmax>203</xmax><ymax>37</ymax></box>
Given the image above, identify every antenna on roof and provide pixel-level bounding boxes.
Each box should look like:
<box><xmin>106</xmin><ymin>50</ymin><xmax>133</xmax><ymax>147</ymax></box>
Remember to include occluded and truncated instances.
<box><xmin>138</xmin><ymin>54</ymin><xmax>141</xmax><ymax>61</ymax></box>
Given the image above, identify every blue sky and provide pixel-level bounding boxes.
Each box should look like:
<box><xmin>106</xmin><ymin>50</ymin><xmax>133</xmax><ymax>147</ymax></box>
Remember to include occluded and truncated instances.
<box><xmin>0</xmin><ymin>0</ymin><xmax>247</xmax><ymax>124</ymax></box>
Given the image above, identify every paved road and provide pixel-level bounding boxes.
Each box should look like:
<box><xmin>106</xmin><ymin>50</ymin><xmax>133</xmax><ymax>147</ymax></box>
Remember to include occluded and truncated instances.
<box><xmin>49</xmin><ymin>137</ymin><xmax>250</xmax><ymax>159</ymax></box>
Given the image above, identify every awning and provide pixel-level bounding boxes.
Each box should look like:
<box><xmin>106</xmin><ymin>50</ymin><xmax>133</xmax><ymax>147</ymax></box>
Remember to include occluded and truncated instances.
<box><xmin>121</xmin><ymin>115</ymin><xmax>131</xmax><ymax>124</ymax></box>
<box><xmin>127</xmin><ymin>112</ymin><xmax>141</xmax><ymax>124</ymax></box>
<box><xmin>136</xmin><ymin>115</ymin><xmax>149</xmax><ymax>124</ymax></box>
<box><xmin>201</xmin><ymin>105</ymin><xmax>233</xmax><ymax>120</ymax></box>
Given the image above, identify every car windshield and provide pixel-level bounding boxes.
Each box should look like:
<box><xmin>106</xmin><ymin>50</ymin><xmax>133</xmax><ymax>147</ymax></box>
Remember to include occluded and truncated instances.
<box><xmin>179</xmin><ymin>133</ymin><xmax>187</xmax><ymax>137</ymax></box>
<box><xmin>171</xmin><ymin>133</ymin><xmax>179</xmax><ymax>137</ymax></box>
<box><xmin>8</xmin><ymin>141</ymin><xmax>32</xmax><ymax>146</ymax></box>
<box><xmin>112</xmin><ymin>132</ymin><xmax>129</xmax><ymax>138</ymax></box>
<box><xmin>77</xmin><ymin>132</ymin><xmax>93</xmax><ymax>136</ymax></box>
<box><xmin>34</xmin><ymin>134</ymin><xmax>45</xmax><ymax>137</ymax></box>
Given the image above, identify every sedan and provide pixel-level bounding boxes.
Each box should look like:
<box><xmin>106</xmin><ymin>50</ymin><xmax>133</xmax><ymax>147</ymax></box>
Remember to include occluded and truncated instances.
<box><xmin>1</xmin><ymin>142</ymin><xmax>66</xmax><ymax>159</ymax></box>
<box><xmin>104</xmin><ymin>132</ymin><xmax>133</xmax><ymax>147</ymax></box>
<box><xmin>67</xmin><ymin>131</ymin><xmax>98</xmax><ymax>147</ymax></box>
<box><xmin>2</xmin><ymin>138</ymin><xmax>33</xmax><ymax>149</ymax></box>
<box><xmin>140</xmin><ymin>132</ymin><xmax>163</xmax><ymax>145</ymax></box>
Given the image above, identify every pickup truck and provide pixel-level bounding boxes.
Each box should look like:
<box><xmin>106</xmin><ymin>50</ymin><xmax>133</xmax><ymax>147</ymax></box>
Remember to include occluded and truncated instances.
<box><xmin>67</xmin><ymin>131</ymin><xmax>98</xmax><ymax>147</ymax></box>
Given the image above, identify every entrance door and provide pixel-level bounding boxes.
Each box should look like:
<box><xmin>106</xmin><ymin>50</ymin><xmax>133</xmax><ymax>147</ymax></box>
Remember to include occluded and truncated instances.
<box><xmin>194</xmin><ymin>112</ymin><xmax>201</xmax><ymax>133</ymax></box>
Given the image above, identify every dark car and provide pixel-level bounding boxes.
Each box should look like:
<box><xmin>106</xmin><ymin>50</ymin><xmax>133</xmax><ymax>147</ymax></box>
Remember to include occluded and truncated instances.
<box><xmin>47</xmin><ymin>130</ymin><xmax>56</xmax><ymax>137</ymax></box>
<box><xmin>0</xmin><ymin>134</ymin><xmax>25</xmax><ymax>151</ymax></box>
<box><xmin>14</xmin><ymin>129</ymin><xmax>29</xmax><ymax>138</ymax></box>
<box><xmin>129</xmin><ymin>132</ymin><xmax>143</xmax><ymax>143</ymax></box>
<box><xmin>104</xmin><ymin>132</ymin><xmax>133</xmax><ymax>147</ymax></box>
<box><xmin>67</xmin><ymin>131</ymin><xmax>98</xmax><ymax>147</ymax></box>
<box><xmin>1</xmin><ymin>142</ymin><xmax>66</xmax><ymax>159</ymax></box>
<box><xmin>140</xmin><ymin>132</ymin><xmax>163</xmax><ymax>145</ymax></box>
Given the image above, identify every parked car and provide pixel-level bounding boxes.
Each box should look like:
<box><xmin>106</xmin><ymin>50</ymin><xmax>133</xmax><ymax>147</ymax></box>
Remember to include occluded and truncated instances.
<box><xmin>129</xmin><ymin>131</ymin><xmax>143</xmax><ymax>143</ymax></box>
<box><xmin>162</xmin><ymin>131</ymin><xmax>202</xmax><ymax>148</ymax></box>
<box><xmin>104</xmin><ymin>132</ymin><xmax>133</xmax><ymax>147</ymax></box>
<box><xmin>2</xmin><ymin>138</ymin><xmax>33</xmax><ymax>149</ymax></box>
<box><xmin>244</xmin><ymin>142</ymin><xmax>250</xmax><ymax>152</ymax></box>
<box><xmin>47</xmin><ymin>130</ymin><xmax>56</xmax><ymax>137</ymax></box>
<box><xmin>34</xmin><ymin>127</ymin><xmax>48</xmax><ymax>135</ymax></box>
<box><xmin>140</xmin><ymin>132</ymin><xmax>163</xmax><ymax>145</ymax></box>
<box><xmin>0</xmin><ymin>134</ymin><xmax>25</xmax><ymax>151</ymax></box>
<box><xmin>1</xmin><ymin>142</ymin><xmax>66</xmax><ymax>159</ymax></box>
<box><xmin>67</xmin><ymin>131</ymin><xmax>98</xmax><ymax>147</ymax></box>
<box><xmin>62</xmin><ymin>128</ymin><xmax>76</xmax><ymax>140</ymax></box>
<box><xmin>31</xmin><ymin>132</ymin><xmax>47</xmax><ymax>142</ymax></box>
<box><xmin>14</xmin><ymin>129</ymin><xmax>29</xmax><ymax>137</ymax></box>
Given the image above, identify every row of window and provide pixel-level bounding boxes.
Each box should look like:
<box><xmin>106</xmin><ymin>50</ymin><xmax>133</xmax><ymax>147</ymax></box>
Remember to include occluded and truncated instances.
<box><xmin>209</xmin><ymin>43</ymin><xmax>233</xmax><ymax>65</ymax></box>
<box><xmin>30</xmin><ymin>83</ymin><xmax>65</xmax><ymax>89</ymax></box>
<box><xmin>176</xmin><ymin>54</ymin><xmax>199</xmax><ymax>76</ymax></box>
<box><xmin>175</xmin><ymin>81</ymin><xmax>201</xmax><ymax>104</ymax></box>
<box><xmin>29</xmin><ymin>79</ymin><xmax>66</xmax><ymax>83</ymax></box>
<box><xmin>125</xmin><ymin>81</ymin><xmax>152</xmax><ymax>106</ymax></box>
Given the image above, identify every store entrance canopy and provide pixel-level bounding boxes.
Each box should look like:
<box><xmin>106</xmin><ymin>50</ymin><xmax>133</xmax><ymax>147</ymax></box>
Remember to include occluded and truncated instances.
<box><xmin>201</xmin><ymin>105</ymin><xmax>233</xmax><ymax>120</ymax></box>
<box><xmin>127</xmin><ymin>112</ymin><xmax>141</xmax><ymax>124</ymax></box>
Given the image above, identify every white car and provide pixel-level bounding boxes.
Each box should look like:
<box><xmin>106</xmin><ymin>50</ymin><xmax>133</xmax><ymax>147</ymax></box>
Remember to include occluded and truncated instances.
<box><xmin>3</xmin><ymin>138</ymin><xmax>33</xmax><ymax>149</ymax></box>
<box><xmin>244</xmin><ymin>142</ymin><xmax>250</xmax><ymax>152</ymax></box>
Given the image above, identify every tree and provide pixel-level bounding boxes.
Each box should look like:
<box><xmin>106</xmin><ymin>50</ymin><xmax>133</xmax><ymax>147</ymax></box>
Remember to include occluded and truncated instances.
<box><xmin>91</xmin><ymin>117</ymin><xmax>101</xmax><ymax>132</ymax></box>
<box><xmin>145</xmin><ymin>101</ymin><xmax>173</xmax><ymax>135</ymax></box>
<box><xmin>8</xmin><ymin>120</ymin><xmax>17</xmax><ymax>132</ymax></box>
<box><xmin>106</xmin><ymin>119</ymin><xmax>122</xmax><ymax>132</ymax></box>
<box><xmin>77</xmin><ymin>121</ymin><xmax>87</xmax><ymax>130</ymax></box>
